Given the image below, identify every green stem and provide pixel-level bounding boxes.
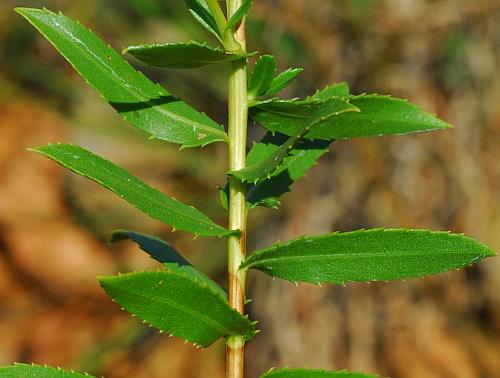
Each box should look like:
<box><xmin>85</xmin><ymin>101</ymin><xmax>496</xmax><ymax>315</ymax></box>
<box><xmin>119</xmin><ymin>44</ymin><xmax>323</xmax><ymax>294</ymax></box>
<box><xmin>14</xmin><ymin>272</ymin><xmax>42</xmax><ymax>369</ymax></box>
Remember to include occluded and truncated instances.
<box><xmin>205</xmin><ymin>0</ymin><xmax>228</xmax><ymax>32</ymax></box>
<box><xmin>226</xmin><ymin>1</ymin><xmax>247</xmax><ymax>377</ymax></box>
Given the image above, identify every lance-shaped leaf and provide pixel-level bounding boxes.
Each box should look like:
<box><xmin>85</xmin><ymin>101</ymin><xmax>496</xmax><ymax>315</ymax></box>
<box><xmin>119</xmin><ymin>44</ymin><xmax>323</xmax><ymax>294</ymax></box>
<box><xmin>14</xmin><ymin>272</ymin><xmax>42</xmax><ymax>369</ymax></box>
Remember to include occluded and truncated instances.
<box><xmin>0</xmin><ymin>364</ymin><xmax>95</xmax><ymax>377</ymax></box>
<box><xmin>229</xmin><ymin>98</ymin><xmax>358</xmax><ymax>183</ymax></box>
<box><xmin>311</xmin><ymin>81</ymin><xmax>350</xmax><ymax>100</ymax></box>
<box><xmin>226</xmin><ymin>0</ymin><xmax>253</xmax><ymax>31</ymax></box>
<box><xmin>248</xmin><ymin>55</ymin><xmax>276</xmax><ymax>99</ymax></box>
<box><xmin>185</xmin><ymin>0</ymin><xmax>222</xmax><ymax>41</ymax></box>
<box><xmin>111</xmin><ymin>230</ymin><xmax>226</xmax><ymax>297</ymax></box>
<box><xmin>99</xmin><ymin>268</ymin><xmax>257</xmax><ymax>347</ymax></box>
<box><xmin>264</xmin><ymin>68</ymin><xmax>304</xmax><ymax>96</ymax></box>
<box><xmin>16</xmin><ymin>8</ymin><xmax>227</xmax><ymax>148</ymax></box>
<box><xmin>124</xmin><ymin>42</ymin><xmax>247</xmax><ymax>69</ymax></box>
<box><xmin>31</xmin><ymin>144</ymin><xmax>234</xmax><ymax>238</ymax></box>
<box><xmin>261</xmin><ymin>368</ymin><xmax>378</xmax><ymax>378</ymax></box>
<box><xmin>251</xmin><ymin>94</ymin><xmax>451</xmax><ymax>139</ymax></box>
<box><xmin>241</xmin><ymin>229</ymin><xmax>496</xmax><ymax>285</ymax></box>
<box><xmin>246</xmin><ymin>133</ymin><xmax>331</xmax><ymax>208</ymax></box>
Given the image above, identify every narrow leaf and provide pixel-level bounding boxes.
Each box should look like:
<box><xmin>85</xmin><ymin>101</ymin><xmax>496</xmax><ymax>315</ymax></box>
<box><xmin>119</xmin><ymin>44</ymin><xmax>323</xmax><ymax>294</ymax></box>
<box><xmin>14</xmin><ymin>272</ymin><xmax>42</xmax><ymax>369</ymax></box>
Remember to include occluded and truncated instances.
<box><xmin>0</xmin><ymin>364</ymin><xmax>95</xmax><ymax>378</ymax></box>
<box><xmin>185</xmin><ymin>0</ymin><xmax>222</xmax><ymax>40</ymax></box>
<box><xmin>111</xmin><ymin>230</ymin><xmax>226</xmax><ymax>297</ymax></box>
<box><xmin>16</xmin><ymin>8</ymin><xmax>227</xmax><ymax>148</ymax></box>
<box><xmin>124</xmin><ymin>42</ymin><xmax>246</xmax><ymax>69</ymax></box>
<box><xmin>241</xmin><ymin>229</ymin><xmax>496</xmax><ymax>285</ymax></box>
<box><xmin>99</xmin><ymin>269</ymin><xmax>257</xmax><ymax>347</ymax></box>
<box><xmin>226</xmin><ymin>0</ymin><xmax>253</xmax><ymax>31</ymax></box>
<box><xmin>229</xmin><ymin>98</ymin><xmax>357</xmax><ymax>182</ymax></box>
<box><xmin>248</xmin><ymin>55</ymin><xmax>276</xmax><ymax>98</ymax></box>
<box><xmin>31</xmin><ymin>144</ymin><xmax>234</xmax><ymax>238</ymax></box>
<box><xmin>246</xmin><ymin>133</ymin><xmax>331</xmax><ymax>208</ymax></box>
<box><xmin>306</xmin><ymin>95</ymin><xmax>452</xmax><ymax>140</ymax></box>
<box><xmin>261</xmin><ymin>368</ymin><xmax>378</xmax><ymax>378</ymax></box>
<box><xmin>311</xmin><ymin>81</ymin><xmax>350</xmax><ymax>100</ymax></box>
<box><xmin>264</xmin><ymin>68</ymin><xmax>304</xmax><ymax>96</ymax></box>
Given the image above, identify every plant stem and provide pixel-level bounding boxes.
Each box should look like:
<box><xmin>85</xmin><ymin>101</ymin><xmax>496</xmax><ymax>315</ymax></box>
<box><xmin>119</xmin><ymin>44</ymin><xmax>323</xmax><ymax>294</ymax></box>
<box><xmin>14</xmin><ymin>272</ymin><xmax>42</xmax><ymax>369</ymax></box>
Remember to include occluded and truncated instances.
<box><xmin>226</xmin><ymin>1</ymin><xmax>247</xmax><ymax>377</ymax></box>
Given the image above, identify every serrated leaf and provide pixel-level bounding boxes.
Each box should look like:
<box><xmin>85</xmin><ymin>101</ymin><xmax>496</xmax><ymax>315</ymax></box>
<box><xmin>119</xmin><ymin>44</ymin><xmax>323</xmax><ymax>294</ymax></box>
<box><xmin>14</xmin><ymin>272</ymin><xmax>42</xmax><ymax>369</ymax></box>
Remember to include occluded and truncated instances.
<box><xmin>229</xmin><ymin>98</ymin><xmax>357</xmax><ymax>183</ymax></box>
<box><xmin>124</xmin><ymin>42</ymin><xmax>247</xmax><ymax>69</ymax></box>
<box><xmin>16</xmin><ymin>7</ymin><xmax>227</xmax><ymax>148</ymax></box>
<box><xmin>0</xmin><ymin>364</ymin><xmax>95</xmax><ymax>377</ymax></box>
<box><xmin>251</xmin><ymin>94</ymin><xmax>451</xmax><ymax>139</ymax></box>
<box><xmin>246</xmin><ymin>133</ymin><xmax>330</xmax><ymax>208</ymax></box>
<box><xmin>311</xmin><ymin>81</ymin><xmax>350</xmax><ymax>100</ymax></box>
<box><xmin>248</xmin><ymin>55</ymin><xmax>276</xmax><ymax>98</ymax></box>
<box><xmin>226</xmin><ymin>0</ymin><xmax>252</xmax><ymax>31</ymax></box>
<box><xmin>185</xmin><ymin>0</ymin><xmax>222</xmax><ymax>41</ymax></box>
<box><xmin>31</xmin><ymin>144</ymin><xmax>234</xmax><ymax>238</ymax></box>
<box><xmin>111</xmin><ymin>230</ymin><xmax>227</xmax><ymax>298</ymax></box>
<box><xmin>261</xmin><ymin>368</ymin><xmax>378</xmax><ymax>378</ymax></box>
<box><xmin>264</xmin><ymin>68</ymin><xmax>304</xmax><ymax>96</ymax></box>
<box><xmin>99</xmin><ymin>269</ymin><xmax>257</xmax><ymax>347</ymax></box>
<box><xmin>241</xmin><ymin>229</ymin><xmax>496</xmax><ymax>285</ymax></box>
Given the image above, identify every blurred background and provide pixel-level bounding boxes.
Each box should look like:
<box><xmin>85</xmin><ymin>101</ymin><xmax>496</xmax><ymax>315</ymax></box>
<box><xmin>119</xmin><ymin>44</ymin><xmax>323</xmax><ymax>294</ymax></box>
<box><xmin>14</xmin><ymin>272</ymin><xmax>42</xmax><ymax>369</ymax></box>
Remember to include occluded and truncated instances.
<box><xmin>0</xmin><ymin>0</ymin><xmax>499</xmax><ymax>377</ymax></box>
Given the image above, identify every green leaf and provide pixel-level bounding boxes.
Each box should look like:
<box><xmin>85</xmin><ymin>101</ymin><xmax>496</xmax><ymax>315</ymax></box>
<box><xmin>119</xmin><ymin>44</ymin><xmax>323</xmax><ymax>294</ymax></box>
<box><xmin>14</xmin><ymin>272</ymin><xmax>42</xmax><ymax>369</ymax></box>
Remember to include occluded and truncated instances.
<box><xmin>124</xmin><ymin>42</ymin><xmax>247</xmax><ymax>69</ymax></box>
<box><xmin>226</xmin><ymin>0</ymin><xmax>253</xmax><ymax>31</ymax></box>
<box><xmin>261</xmin><ymin>368</ymin><xmax>378</xmax><ymax>378</ymax></box>
<box><xmin>241</xmin><ymin>229</ymin><xmax>496</xmax><ymax>285</ymax></box>
<box><xmin>31</xmin><ymin>144</ymin><xmax>234</xmax><ymax>238</ymax></box>
<box><xmin>248</xmin><ymin>55</ymin><xmax>276</xmax><ymax>98</ymax></box>
<box><xmin>229</xmin><ymin>98</ymin><xmax>357</xmax><ymax>183</ymax></box>
<box><xmin>111</xmin><ymin>230</ymin><xmax>227</xmax><ymax>298</ymax></box>
<box><xmin>251</xmin><ymin>94</ymin><xmax>451</xmax><ymax>139</ymax></box>
<box><xmin>16</xmin><ymin>7</ymin><xmax>227</xmax><ymax>148</ymax></box>
<box><xmin>264</xmin><ymin>68</ymin><xmax>304</xmax><ymax>96</ymax></box>
<box><xmin>246</xmin><ymin>133</ymin><xmax>331</xmax><ymax>208</ymax></box>
<box><xmin>311</xmin><ymin>81</ymin><xmax>350</xmax><ymax>100</ymax></box>
<box><xmin>99</xmin><ymin>268</ymin><xmax>257</xmax><ymax>347</ymax></box>
<box><xmin>185</xmin><ymin>0</ymin><xmax>222</xmax><ymax>41</ymax></box>
<box><xmin>0</xmin><ymin>364</ymin><xmax>95</xmax><ymax>378</ymax></box>
<box><xmin>306</xmin><ymin>95</ymin><xmax>452</xmax><ymax>139</ymax></box>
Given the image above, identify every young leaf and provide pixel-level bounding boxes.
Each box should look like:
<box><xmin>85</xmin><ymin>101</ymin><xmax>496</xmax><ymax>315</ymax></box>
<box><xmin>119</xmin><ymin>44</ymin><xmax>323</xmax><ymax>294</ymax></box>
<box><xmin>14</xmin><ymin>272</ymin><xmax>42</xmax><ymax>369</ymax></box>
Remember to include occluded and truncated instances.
<box><xmin>0</xmin><ymin>364</ymin><xmax>95</xmax><ymax>377</ymax></box>
<box><xmin>229</xmin><ymin>98</ymin><xmax>358</xmax><ymax>183</ymax></box>
<box><xmin>246</xmin><ymin>133</ymin><xmax>331</xmax><ymax>208</ymax></box>
<box><xmin>241</xmin><ymin>229</ymin><xmax>496</xmax><ymax>285</ymax></box>
<box><xmin>111</xmin><ymin>230</ymin><xmax>227</xmax><ymax>297</ymax></box>
<box><xmin>248</xmin><ymin>55</ymin><xmax>276</xmax><ymax>99</ymax></box>
<box><xmin>311</xmin><ymin>81</ymin><xmax>350</xmax><ymax>100</ymax></box>
<box><xmin>31</xmin><ymin>144</ymin><xmax>234</xmax><ymax>238</ymax></box>
<box><xmin>185</xmin><ymin>0</ymin><xmax>222</xmax><ymax>41</ymax></box>
<box><xmin>306</xmin><ymin>95</ymin><xmax>452</xmax><ymax>140</ymax></box>
<box><xmin>251</xmin><ymin>94</ymin><xmax>451</xmax><ymax>139</ymax></box>
<box><xmin>124</xmin><ymin>42</ymin><xmax>247</xmax><ymax>69</ymax></box>
<box><xmin>226</xmin><ymin>0</ymin><xmax>253</xmax><ymax>31</ymax></box>
<box><xmin>16</xmin><ymin>7</ymin><xmax>227</xmax><ymax>148</ymax></box>
<box><xmin>264</xmin><ymin>68</ymin><xmax>304</xmax><ymax>96</ymax></box>
<box><xmin>99</xmin><ymin>269</ymin><xmax>257</xmax><ymax>347</ymax></box>
<box><xmin>261</xmin><ymin>368</ymin><xmax>378</xmax><ymax>378</ymax></box>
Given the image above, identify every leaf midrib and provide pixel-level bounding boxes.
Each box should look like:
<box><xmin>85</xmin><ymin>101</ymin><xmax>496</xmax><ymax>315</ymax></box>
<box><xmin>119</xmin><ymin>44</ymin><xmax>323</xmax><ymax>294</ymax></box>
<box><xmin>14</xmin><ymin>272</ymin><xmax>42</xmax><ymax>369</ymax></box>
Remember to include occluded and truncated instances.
<box><xmin>44</xmin><ymin>11</ymin><xmax>227</xmax><ymax>140</ymax></box>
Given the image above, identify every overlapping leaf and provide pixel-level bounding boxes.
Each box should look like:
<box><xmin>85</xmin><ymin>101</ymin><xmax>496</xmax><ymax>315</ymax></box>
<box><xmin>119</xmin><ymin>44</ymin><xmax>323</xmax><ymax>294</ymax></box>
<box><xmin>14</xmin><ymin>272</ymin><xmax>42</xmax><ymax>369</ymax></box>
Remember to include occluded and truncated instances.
<box><xmin>264</xmin><ymin>68</ymin><xmax>304</xmax><ymax>96</ymax></box>
<box><xmin>99</xmin><ymin>268</ymin><xmax>257</xmax><ymax>347</ymax></box>
<box><xmin>226</xmin><ymin>0</ymin><xmax>253</xmax><ymax>31</ymax></box>
<box><xmin>261</xmin><ymin>368</ymin><xmax>378</xmax><ymax>378</ymax></box>
<box><xmin>241</xmin><ymin>229</ymin><xmax>496</xmax><ymax>284</ymax></box>
<box><xmin>311</xmin><ymin>81</ymin><xmax>350</xmax><ymax>100</ymax></box>
<box><xmin>16</xmin><ymin>8</ymin><xmax>227</xmax><ymax>148</ymax></box>
<box><xmin>0</xmin><ymin>364</ymin><xmax>94</xmax><ymax>377</ymax></box>
<box><xmin>248</xmin><ymin>55</ymin><xmax>277</xmax><ymax>98</ymax></box>
<box><xmin>124</xmin><ymin>42</ymin><xmax>247</xmax><ymax>69</ymax></box>
<box><xmin>250</xmin><ymin>94</ymin><xmax>451</xmax><ymax>139</ymax></box>
<box><xmin>229</xmin><ymin>98</ymin><xmax>358</xmax><ymax>182</ymax></box>
<box><xmin>31</xmin><ymin>144</ymin><xmax>234</xmax><ymax>238</ymax></box>
<box><xmin>185</xmin><ymin>0</ymin><xmax>222</xmax><ymax>41</ymax></box>
<box><xmin>111</xmin><ymin>230</ymin><xmax>226</xmax><ymax>297</ymax></box>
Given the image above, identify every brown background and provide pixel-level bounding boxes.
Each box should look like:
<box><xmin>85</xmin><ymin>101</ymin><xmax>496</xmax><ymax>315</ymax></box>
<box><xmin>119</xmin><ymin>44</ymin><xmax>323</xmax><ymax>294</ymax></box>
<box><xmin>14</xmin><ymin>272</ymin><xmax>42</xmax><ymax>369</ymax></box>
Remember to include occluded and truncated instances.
<box><xmin>0</xmin><ymin>1</ymin><xmax>499</xmax><ymax>377</ymax></box>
